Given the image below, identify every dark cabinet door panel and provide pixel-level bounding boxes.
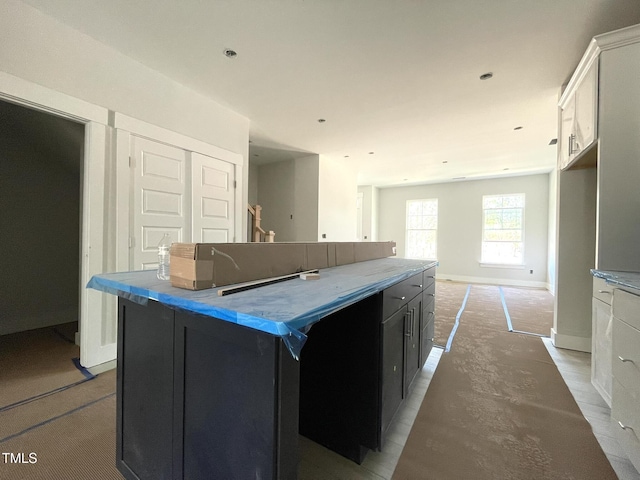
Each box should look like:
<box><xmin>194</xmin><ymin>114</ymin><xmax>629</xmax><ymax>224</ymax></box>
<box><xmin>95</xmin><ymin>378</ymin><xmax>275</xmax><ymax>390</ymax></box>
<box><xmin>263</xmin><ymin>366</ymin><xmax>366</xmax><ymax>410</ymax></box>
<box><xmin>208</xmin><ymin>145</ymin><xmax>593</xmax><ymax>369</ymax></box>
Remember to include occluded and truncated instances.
<box><xmin>118</xmin><ymin>300</ymin><xmax>175</xmax><ymax>480</ymax></box>
<box><xmin>381</xmin><ymin>307</ymin><xmax>407</xmax><ymax>436</ymax></box>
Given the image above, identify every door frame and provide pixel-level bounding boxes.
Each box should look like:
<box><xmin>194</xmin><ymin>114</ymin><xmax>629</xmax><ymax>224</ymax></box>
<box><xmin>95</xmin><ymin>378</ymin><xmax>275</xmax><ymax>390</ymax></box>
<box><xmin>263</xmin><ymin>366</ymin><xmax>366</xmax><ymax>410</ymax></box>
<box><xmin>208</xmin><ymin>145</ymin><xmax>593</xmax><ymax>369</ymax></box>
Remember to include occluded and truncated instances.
<box><xmin>0</xmin><ymin>71</ymin><xmax>111</xmax><ymax>368</ymax></box>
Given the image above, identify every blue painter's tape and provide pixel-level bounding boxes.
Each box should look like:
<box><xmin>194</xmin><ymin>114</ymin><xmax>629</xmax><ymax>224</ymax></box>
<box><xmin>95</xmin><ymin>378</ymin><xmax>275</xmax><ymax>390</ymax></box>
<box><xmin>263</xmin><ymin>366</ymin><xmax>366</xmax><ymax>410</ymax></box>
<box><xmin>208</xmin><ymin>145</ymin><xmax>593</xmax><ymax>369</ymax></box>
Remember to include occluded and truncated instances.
<box><xmin>72</xmin><ymin>357</ymin><xmax>96</xmax><ymax>380</ymax></box>
<box><xmin>445</xmin><ymin>284</ymin><xmax>471</xmax><ymax>353</ymax></box>
<box><xmin>499</xmin><ymin>286</ymin><xmax>513</xmax><ymax>332</ymax></box>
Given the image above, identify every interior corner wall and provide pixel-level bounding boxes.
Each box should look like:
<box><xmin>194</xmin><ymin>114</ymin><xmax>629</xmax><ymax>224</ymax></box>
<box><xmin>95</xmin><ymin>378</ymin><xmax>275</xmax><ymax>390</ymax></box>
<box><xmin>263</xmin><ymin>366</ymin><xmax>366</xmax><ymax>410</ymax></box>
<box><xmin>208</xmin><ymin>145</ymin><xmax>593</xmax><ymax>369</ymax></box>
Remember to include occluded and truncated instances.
<box><xmin>318</xmin><ymin>156</ymin><xmax>357</xmax><ymax>241</ymax></box>
<box><xmin>378</xmin><ymin>174</ymin><xmax>550</xmax><ymax>287</ymax></box>
<box><xmin>248</xmin><ymin>162</ymin><xmax>259</xmax><ymax>206</ymax></box>
<box><xmin>0</xmin><ymin>123</ymin><xmax>82</xmax><ymax>335</ymax></box>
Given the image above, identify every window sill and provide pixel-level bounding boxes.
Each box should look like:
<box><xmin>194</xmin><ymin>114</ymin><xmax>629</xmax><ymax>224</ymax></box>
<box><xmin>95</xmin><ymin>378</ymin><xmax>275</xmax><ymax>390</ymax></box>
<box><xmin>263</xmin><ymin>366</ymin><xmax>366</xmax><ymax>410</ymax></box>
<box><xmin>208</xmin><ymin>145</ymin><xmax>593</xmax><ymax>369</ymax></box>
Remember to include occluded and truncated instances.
<box><xmin>479</xmin><ymin>263</ymin><xmax>525</xmax><ymax>269</ymax></box>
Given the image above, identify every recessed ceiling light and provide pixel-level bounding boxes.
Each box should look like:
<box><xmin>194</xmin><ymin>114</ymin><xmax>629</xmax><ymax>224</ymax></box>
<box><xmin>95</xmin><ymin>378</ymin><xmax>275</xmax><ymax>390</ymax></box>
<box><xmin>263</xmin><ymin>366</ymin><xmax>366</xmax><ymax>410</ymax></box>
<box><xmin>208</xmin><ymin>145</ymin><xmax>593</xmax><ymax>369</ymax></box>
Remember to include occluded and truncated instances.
<box><xmin>480</xmin><ymin>72</ymin><xmax>493</xmax><ymax>80</ymax></box>
<box><xmin>223</xmin><ymin>48</ymin><xmax>238</xmax><ymax>58</ymax></box>
<box><xmin>514</xmin><ymin>126</ymin><xmax>523</xmax><ymax>130</ymax></box>
<box><xmin>318</xmin><ymin>119</ymin><xmax>326</xmax><ymax>123</ymax></box>
<box><xmin>549</xmin><ymin>138</ymin><xmax>558</xmax><ymax>145</ymax></box>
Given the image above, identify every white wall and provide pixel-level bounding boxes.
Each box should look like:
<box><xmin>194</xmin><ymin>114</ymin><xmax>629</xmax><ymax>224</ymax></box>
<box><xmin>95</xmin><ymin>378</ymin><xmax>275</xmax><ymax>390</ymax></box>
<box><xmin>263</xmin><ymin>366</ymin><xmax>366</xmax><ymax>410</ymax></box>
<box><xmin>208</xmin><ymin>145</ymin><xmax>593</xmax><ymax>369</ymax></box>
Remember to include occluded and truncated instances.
<box><xmin>293</xmin><ymin>155</ymin><xmax>320</xmax><ymax>241</ymax></box>
<box><xmin>553</xmin><ymin>167</ymin><xmax>596</xmax><ymax>351</ymax></box>
<box><xmin>547</xmin><ymin>168</ymin><xmax>558</xmax><ymax>292</ymax></box>
<box><xmin>378</xmin><ymin>174</ymin><xmax>550</xmax><ymax>287</ymax></box>
<box><xmin>248</xmin><ymin>162</ymin><xmax>259</xmax><ymax>206</ymax></box>
<box><xmin>318</xmin><ymin>156</ymin><xmax>357</xmax><ymax>241</ymax></box>
<box><xmin>0</xmin><ymin>0</ymin><xmax>249</xmax><ymax>171</ymax></box>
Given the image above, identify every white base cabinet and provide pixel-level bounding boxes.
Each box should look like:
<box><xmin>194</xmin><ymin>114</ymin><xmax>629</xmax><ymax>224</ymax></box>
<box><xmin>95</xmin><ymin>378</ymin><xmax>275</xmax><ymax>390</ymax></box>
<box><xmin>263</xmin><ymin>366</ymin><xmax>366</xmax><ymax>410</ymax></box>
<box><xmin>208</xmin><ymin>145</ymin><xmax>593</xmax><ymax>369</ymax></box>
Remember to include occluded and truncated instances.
<box><xmin>610</xmin><ymin>288</ymin><xmax>640</xmax><ymax>472</ymax></box>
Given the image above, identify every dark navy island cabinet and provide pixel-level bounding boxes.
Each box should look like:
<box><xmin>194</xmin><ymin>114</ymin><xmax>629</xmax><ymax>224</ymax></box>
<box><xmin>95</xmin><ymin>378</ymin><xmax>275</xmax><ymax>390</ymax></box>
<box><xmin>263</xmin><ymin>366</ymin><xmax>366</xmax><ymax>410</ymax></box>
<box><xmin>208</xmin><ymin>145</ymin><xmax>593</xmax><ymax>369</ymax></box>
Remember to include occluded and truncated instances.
<box><xmin>102</xmin><ymin>259</ymin><xmax>437</xmax><ymax>479</ymax></box>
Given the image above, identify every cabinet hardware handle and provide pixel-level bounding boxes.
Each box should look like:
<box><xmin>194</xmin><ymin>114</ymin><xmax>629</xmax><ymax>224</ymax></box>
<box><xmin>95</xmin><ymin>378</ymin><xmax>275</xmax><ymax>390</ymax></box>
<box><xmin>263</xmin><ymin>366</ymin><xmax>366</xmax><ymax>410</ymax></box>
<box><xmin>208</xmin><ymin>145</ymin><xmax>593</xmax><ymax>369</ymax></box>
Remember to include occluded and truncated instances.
<box><xmin>598</xmin><ymin>290</ymin><xmax>612</xmax><ymax>295</ymax></box>
<box><xmin>428</xmin><ymin>293</ymin><xmax>435</xmax><ymax>297</ymax></box>
<box><xmin>412</xmin><ymin>310</ymin><xmax>415</xmax><ymax>336</ymax></box>
<box><xmin>405</xmin><ymin>312</ymin><xmax>411</xmax><ymax>337</ymax></box>
<box><xmin>618</xmin><ymin>356</ymin><xmax>634</xmax><ymax>363</ymax></box>
<box><xmin>427</xmin><ymin>275</ymin><xmax>435</xmax><ymax>279</ymax></box>
<box><xmin>569</xmin><ymin>133</ymin><xmax>579</xmax><ymax>155</ymax></box>
<box><xmin>394</xmin><ymin>296</ymin><xmax>406</xmax><ymax>300</ymax></box>
<box><xmin>618</xmin><ymin>421</ymin><xmax>634</xmax><ymax>431</ymax></box>
<box><xmin>413</xmin><ymin>284</ymin><xmax>423</xmax><ymax>288</ymax></box>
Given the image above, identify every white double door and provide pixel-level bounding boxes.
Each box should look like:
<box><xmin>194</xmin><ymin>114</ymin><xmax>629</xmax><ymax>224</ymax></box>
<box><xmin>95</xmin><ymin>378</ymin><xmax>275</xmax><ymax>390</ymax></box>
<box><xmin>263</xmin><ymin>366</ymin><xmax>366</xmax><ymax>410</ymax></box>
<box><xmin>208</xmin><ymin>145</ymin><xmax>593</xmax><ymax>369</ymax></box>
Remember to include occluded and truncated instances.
<box><xmin>130</xmin><ymin>136</ymin><xmax>236</xmax><ymax>270</ymax></box>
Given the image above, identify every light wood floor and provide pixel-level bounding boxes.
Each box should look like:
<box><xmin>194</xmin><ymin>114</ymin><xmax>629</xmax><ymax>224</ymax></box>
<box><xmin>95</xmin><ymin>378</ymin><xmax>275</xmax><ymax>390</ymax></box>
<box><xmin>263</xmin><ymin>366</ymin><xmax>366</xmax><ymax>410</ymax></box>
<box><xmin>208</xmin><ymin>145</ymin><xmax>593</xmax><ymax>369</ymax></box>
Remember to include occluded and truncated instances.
<box><xmin>542</xmin><ymin>338</ymin><xmax>640</xmax><ymax>480</ymax></box>
<box><xmin>299</xmin><ymin>341</ymin><xmax>640</xmax><ymax>480</ymax></box>
<box><xmin>299</xmin><ymin>347</ymin><xmax>444</xmax><ymax>479</ymax></box>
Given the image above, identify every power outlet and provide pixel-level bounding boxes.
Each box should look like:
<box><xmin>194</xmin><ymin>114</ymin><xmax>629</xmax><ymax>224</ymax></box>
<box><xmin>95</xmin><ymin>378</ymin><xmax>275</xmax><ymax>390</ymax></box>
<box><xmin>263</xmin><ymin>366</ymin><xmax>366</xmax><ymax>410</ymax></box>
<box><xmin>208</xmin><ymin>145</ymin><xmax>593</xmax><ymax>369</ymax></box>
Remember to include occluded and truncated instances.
<box><xmin>529</xmin><ymin>269</ymin><xmax>533</xmax><ymax>274</ymax></box>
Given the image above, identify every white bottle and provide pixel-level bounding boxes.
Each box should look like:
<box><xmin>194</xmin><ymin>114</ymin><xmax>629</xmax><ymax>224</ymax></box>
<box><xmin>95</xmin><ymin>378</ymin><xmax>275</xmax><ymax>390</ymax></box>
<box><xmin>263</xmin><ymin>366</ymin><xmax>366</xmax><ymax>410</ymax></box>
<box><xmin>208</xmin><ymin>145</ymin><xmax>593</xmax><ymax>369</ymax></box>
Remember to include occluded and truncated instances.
<box><xmin>157</xmin><ymin>233</ymin><xmax>172</xmax><ymax>280</ymax></box>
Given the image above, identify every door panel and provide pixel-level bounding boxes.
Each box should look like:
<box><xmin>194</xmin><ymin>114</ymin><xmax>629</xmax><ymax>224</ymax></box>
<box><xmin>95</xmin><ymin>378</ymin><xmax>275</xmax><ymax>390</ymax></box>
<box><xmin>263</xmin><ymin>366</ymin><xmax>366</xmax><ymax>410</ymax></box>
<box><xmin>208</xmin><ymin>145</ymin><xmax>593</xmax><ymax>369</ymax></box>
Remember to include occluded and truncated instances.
<box><xmin>192</xmin><ymin>152</ymin><xmax>235</xmax><ymax>243</ymax></box>
<box><xmin>381</xmin><ymin>307</ymin><xmax>407</xmax><ymax>437</ymax></box>
<box><xmin>131</xmin><ymin>136</ymin><xmax>187</xmax><ymax>270</ymax></box>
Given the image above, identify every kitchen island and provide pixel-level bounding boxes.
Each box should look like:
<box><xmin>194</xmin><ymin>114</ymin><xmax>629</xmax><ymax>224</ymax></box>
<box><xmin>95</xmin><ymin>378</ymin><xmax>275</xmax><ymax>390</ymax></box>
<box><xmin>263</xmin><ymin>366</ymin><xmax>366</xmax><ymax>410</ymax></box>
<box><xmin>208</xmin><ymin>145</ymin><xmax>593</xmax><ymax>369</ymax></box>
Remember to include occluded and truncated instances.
<box><xmin>89</xmin><ymin>257</ymin><xmax>437</xmax><ymax>480</ymax></box>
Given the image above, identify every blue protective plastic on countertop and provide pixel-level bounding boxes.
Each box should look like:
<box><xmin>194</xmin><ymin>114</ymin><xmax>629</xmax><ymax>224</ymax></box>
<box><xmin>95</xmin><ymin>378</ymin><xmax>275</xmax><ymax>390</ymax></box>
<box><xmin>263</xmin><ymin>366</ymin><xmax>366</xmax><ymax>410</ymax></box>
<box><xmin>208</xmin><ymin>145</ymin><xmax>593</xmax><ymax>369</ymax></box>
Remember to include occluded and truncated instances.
<box><xmin>87</xmin><ymin>257</ymin><xmax>437</xmax><ymax>359</ymax></box>
<box><xmin>591</xmin><ymin>269</ymin><xmax>640</xmax><ymax>292</ymax></box>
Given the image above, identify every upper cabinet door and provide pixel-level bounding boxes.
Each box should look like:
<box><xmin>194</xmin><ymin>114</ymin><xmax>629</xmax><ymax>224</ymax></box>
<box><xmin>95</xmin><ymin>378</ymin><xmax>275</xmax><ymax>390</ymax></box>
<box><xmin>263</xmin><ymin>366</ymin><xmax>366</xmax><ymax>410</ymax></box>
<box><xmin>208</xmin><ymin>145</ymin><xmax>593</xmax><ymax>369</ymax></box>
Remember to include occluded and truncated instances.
<box><xmin>574</xmin><ymin>61</ymin><xmax>598</xmax><ymax>155</ymax></box>
<box><xmin>559</xmin><ymin>60</ymin><xmax>598</xmax><ymax>170</ymax></box>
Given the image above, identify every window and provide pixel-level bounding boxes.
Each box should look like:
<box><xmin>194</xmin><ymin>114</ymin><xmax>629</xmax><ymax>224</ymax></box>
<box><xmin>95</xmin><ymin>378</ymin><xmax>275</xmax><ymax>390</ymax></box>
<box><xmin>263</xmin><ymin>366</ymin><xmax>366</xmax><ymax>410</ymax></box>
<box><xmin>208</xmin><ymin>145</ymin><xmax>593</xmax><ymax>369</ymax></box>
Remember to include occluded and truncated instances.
<box><xmin>481</xmin><ymin>194</ymin><xmax>525</xmax><ymax>265</ymax></box>
<box><xmin>406</xmin><ymin>199</ymin><xmax>438</xmax><ymax>260</ymax></box>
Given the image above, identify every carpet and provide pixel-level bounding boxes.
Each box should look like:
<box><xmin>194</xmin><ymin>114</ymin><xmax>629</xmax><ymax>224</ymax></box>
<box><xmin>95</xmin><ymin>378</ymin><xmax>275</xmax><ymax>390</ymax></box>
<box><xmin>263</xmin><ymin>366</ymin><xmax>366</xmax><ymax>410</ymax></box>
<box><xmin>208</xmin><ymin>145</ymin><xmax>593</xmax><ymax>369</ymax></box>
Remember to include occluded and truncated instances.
<box><xmin>393</xmin><ymin>284</ymin><xmax>616</xmax><ymax>480</ymax></box>
<box><xmin>0</xmin><ymin>376</ymin><xmax>120</xmax><ymax>480</ymax></box>
<box><xmin>0</xmin><ymin>323</ymin><xmax>92</xmax><ymax>410</ymax></box>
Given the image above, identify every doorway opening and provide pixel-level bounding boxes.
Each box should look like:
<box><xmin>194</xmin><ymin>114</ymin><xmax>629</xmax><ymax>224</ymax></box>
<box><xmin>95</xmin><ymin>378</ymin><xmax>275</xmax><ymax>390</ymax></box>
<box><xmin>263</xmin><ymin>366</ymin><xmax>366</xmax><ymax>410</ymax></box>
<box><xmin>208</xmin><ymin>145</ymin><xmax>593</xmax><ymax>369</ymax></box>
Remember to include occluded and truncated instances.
<box><xmin>0</xmin><ymin>99</ymin><xmax>85</xmax><ymax>363</ymax></box>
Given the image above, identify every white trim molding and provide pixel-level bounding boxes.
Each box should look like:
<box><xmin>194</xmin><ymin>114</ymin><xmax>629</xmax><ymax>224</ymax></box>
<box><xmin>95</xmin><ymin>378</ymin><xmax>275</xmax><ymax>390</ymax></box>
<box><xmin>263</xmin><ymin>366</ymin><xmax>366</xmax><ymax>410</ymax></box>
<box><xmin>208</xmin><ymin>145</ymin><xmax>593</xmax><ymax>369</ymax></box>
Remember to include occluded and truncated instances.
<box><xmin>112</xmin><ymin>112</ymin><xmax>243</xmax><ymax>166</ymax></box>
<box><xmin>0</xmin><ymin>71</ymin><xmax>108</xmax><ymax>124</ymax></box>
<box><xmin>437</xmin><ymin>274</ymin><xmax>547</xmax><ymax>289</ymax></box>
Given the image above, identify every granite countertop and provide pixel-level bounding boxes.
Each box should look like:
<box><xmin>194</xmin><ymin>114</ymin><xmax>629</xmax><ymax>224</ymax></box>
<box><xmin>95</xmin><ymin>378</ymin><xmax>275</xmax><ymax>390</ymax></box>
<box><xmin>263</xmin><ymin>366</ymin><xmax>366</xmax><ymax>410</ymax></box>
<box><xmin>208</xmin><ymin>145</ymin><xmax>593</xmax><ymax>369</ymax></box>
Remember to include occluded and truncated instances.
<box><xmin>591</xmin><ymin>269</ymin><xmax>640</xmax><ymax>292</ymax></box>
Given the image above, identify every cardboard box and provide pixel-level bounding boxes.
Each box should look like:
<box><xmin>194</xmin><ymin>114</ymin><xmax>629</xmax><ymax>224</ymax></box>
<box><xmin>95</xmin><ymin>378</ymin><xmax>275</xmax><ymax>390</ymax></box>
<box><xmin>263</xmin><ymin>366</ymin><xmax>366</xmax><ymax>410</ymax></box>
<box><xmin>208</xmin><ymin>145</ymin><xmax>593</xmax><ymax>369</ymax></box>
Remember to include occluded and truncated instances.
<box><xmin>170</xmin><ymin>241</ymin><xmax>396</xmax><ymax>290</ymax></box>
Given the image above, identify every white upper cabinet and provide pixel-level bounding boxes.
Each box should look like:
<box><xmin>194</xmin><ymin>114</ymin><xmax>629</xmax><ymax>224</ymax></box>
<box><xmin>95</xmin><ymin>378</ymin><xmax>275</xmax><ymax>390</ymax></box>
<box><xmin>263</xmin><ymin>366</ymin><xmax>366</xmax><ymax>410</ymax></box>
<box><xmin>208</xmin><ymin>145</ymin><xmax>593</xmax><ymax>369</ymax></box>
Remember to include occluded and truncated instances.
<box><xmin>559</xmin><ymin>59</ymin><xmax>598</xmax><ymax>170</ymax></box>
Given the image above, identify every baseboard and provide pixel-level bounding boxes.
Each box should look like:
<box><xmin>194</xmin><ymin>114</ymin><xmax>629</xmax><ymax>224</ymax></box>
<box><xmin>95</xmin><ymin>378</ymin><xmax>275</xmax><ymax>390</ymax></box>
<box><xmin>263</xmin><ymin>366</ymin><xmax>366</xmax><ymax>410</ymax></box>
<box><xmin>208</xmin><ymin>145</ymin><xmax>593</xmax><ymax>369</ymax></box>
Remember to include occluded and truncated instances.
<box><xmin>437</xmin><ymin>273</ymin><xmax>548</xmax><ymax>289</ymax></box>
<box><xmin>550</xmin><ymin>328</ymin><xmax>592</xmax><ymax>353</ymax></box>
<box><xmin>87</xmin><ymin>359</ymin><xmax>117</xmax><ymax>375</ymax></box>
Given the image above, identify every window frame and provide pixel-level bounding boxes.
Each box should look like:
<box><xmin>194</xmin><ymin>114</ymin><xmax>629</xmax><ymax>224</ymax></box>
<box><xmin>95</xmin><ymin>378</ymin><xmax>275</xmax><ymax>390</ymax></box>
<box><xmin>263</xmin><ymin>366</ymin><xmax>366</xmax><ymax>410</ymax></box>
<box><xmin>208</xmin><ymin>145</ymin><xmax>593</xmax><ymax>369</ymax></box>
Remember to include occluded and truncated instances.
<box><xmin>480</xmin><ymin>193</ymin><xmax>525</xmax><ymax>266</ymax></box>
<box><xmin>405</xmin><ymin>198</ymin><xmax>438</xmax><ymax>260</ymax></box>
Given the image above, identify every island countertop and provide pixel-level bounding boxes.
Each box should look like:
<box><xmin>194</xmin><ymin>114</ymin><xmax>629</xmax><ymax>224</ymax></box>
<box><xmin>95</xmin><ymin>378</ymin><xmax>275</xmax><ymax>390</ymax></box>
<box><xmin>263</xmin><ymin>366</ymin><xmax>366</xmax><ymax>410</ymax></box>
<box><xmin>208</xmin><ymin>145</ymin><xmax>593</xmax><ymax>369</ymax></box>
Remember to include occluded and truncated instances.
<box><xmin>591</xmin><ymin>269</ymin><xmax>640</xmax><ymax>292</ymax></box>
<box><xmin>89</xmin><ymin>257</ymin><xmax>437</xmax><ymax>358</ymax></box>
